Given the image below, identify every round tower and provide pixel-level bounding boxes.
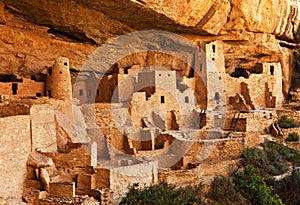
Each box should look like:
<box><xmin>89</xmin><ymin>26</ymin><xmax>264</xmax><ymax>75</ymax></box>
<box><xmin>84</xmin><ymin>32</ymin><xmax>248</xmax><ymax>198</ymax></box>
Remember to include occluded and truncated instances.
<box><xmin>46</xmin><ymin>57</ymin><xmax>73</xmax><ymax>117</ymax></box>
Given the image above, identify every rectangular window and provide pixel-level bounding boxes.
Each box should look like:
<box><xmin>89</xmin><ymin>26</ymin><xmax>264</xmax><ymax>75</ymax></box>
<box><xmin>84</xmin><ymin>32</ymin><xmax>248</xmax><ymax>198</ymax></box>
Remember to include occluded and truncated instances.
<box><xmin>200</xmin><ymin>64</ymin><xmax>203</xmax><ymax>72</ymax></box>
<box><xmin>161</xmin><ymin>96</ymin><xmax>165</xmax><ymax>104</ymax></box>
<box><xmin>270</xmin><ymin>65</ymin><xmax>274</xmax><ymax>75</ymax></box>
<box><xmin>79</xmin><ymin>89</ymin><xmax>83</xmax><ymax>96</ymax></box>
<box><xmin>12</xmin><ymin>83</ymin><xmax>18</xmax><ymax>95</ymax></box>
<box><xmin>185</xmin><ymin>96</ymin><xmax>189</xmax><ymax>103</ymax></box>
<box><xmin>48</xmin><ymin>68</ymin><xmax>52</xmax><ymax>75</ymax></box>
<box><xmin>124</xmin><ymin>68</ymin><xmax>128</xmax><ymax>74</ymax></box>
<box><xmin>97</xmin><ymin>89</ymin><xmax>100</xmax><ymax>96</ymax></box>
<box><xmin>212</xmin><ymin>44</ymin><xmax>216</xmax><ymax>53</ymax></box>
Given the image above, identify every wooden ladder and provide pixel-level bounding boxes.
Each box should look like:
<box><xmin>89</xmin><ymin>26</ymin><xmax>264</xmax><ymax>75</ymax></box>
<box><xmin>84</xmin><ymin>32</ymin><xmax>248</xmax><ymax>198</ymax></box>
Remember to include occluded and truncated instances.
<box><xmin>229</xmin><ymin>111</ymin><xmax>240</xmax><ymax>132</ymax></box>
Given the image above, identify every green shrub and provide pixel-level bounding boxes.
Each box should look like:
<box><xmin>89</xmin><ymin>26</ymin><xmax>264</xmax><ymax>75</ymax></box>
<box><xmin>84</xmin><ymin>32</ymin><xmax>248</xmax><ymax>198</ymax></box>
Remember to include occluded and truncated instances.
<box><xmin>286</xmin><ymin>132</ymin><xmax>300</xmax><ymax>142</ymax></box>
<box><xmin>241</xmin><ymin>147</ymin><xmax>268</xmax><ymax>167</ymax></box>
<box><xmin>208</xmin><ymin>176</ymin><xmax>250</xmax><ymax>205</ymax></box>
<box><xmin>278</xmin><ymin>115</ymin><xmax>299</xmax><ymax>128</ymax></box>
<box><xmin>233</xmin><ymin>165</ymin><xmax>284</xmax><ymax>205</ymax></box>
<box><xmin>273</xmin><ymin>170</ymin><xmax>300</xmax><ymax>205</ymax></box>
<box><xmin>120</xmin><ymin>182</ymin><xmax>203</xmax><ymax>205</ymax></box>
<box><xmin>241</xmin><ymin>147</ymin><xmax>287</xmax><ymax>176</ymax></box>
<box><xmin>262</xmin><ymin>141</ymin><xmax>300</xmax><ymax>166</ymax></box>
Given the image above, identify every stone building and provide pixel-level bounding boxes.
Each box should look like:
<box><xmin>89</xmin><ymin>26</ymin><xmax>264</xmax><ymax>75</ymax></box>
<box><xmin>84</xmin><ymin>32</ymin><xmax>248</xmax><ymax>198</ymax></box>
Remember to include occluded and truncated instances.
<box><xmin>46</xmin><ymin>57</ymin><xmax>73</xmax><ymax>118</ymax></box>
<box><xmin>0</xmin><ymin>43</ymin><xmax>289</xmax><ymax>204</ymax></box>
<box><xmin>223</xmin><ymin>62</ymin><xmax>283</xmax><ymax>110</ymax></box>
<box><xmin>73</xmin><ymin>70</ymin><xmax>118</xmax><ymax>104</ymax></box>
<box><xmin>128</xmin><ymin>69</ymin><xmax>197</xmax><ymax>129</ymax></box>
<box><xmin>46</xmin><ymin>57</ymin><xmax>72</xmax><ymax>102</ymax></box>
<box><xmin>0</xmin><ymin>57</ymin><xmax>74</xmax><ymax>118</ymax></box>
<box><xmin>71</xmin><ymin>40</ymin><xmax>283</xmax><ymax>131</ymax></box>
<box><xmin>0</xmin><ymin>75</ymin><xmax>44</xmax><ymax>98</ymax></box>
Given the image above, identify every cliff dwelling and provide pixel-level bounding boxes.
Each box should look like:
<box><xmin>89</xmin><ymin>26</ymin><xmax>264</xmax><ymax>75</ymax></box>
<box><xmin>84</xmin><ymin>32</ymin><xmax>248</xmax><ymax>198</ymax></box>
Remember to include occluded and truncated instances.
<box><xmin>0</xmin><ymin>40</ymin><xmax>286</xmax><ymax>204</ymax></box>
<box><xmin>1</xmin><ymin>0</ymin><xmax>300</xmax><ymax>204</ymax></box>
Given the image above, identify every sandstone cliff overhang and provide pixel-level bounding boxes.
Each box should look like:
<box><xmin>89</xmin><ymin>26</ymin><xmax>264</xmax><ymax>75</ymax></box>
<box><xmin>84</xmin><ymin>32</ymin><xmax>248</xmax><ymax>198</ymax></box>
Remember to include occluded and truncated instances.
<box><xmin>3</xmin><ymin>0</ymin><xmax>300</xmax><ymax>44</ymax></box>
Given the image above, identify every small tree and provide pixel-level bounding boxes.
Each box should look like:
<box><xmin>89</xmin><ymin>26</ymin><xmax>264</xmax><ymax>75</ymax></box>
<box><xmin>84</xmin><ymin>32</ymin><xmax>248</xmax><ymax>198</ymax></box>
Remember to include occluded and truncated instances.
<box><xmin>233</xmin><ymin>165</ymin><xmax>283</xmax><ymax>205</ymax></box>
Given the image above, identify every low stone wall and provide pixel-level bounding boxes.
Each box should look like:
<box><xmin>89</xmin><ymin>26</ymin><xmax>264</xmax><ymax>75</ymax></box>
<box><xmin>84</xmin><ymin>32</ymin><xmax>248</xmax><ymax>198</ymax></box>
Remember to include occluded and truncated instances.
<box><xmin>158</xmin><ymin>167</ymin><xmax>202</xmax><ymax>186</ymax></box>
<box><xmin>37</xmin><ymin>196</ymin><xmax>99</xmax><ymax>205</ymax></box>
<box><xmin>225</xmin><ymin>111</ymin><xmax>276</xmax><ymax>133</ymax></box>
<box><xmin>136</xmin><ymin>148</ymin><xmax>167</xmax><ymax>157</ymax></box>
<box><xmin>186</xmin><ymin>139</ymin><xmax>243</xmax><ymax>163</ymax></box>
<box><xmin>198</xmin><ymin>159</ymin><xmax>239</xmax><ymax>178</ymax></box>
<box><xmin>109</xmin><ymin>161</ymin><xmax>158</xmax><ymax>199</ymax></box>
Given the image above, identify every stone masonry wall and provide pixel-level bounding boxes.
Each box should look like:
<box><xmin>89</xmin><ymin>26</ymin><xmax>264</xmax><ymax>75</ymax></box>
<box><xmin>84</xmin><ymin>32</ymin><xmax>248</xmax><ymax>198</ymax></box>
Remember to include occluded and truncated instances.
<box><xmin>49</xmin><ymin>182</ymin><xmax>75</xmax><ymax>198</ymax></box>
<box><xmin>30</xmin><ymin>105</ymin><xmax>57</xmax><ymax>153</ymax></box>
<box><xmin>158</xmin><ymin>167</ymin><xmax>202</xmax><ymax>186</ymax></box>
<box><xmin>0</xmin><ymin>115</ymin><xmax>31</xmax><ymax>200</ymax></box>
<box><xmin>48</xmin><ymin>146</ymin><xmax>93</xmax><ymax>168</ymax></box>
<box><xmin>130</xmin><ymin>88</ymin><xmax>181</xmax><ymax>129</ymax></box>
<box><xmin>94</xmin><ymin>168</ymin><xmax>110</xmax><ymax>189</ymax></box>
<box><xmin>109</xmin><ymin>161</ymin><xmax>158</xmax><ymax>198</ymax></box>
<box><xmin>186</xmin><ymin>139</ymin><xmax>244</xmax><ymax>163</ymax></box>
<box><xmin>0</xmin><ymin>78</ymin><xmax>44</xmax><ymax>97</ymax></box>
<box><xmin>222</xmin><ymin>62</ymin><xmax>283</xmax><ymax>109</ymax></box>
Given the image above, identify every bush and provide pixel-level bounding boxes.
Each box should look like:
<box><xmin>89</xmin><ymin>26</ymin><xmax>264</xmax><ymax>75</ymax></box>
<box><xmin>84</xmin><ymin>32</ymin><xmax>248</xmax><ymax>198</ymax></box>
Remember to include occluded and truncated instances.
<box><xmin>278</xmin><ymin>115</ymin><xmax>299</xmax><ymax>128</ymax></box>
<box><xmin>241</xmin><ymin>147</ymin><xmax>287</xmax><ymax>176</ymax></box>
<box><xmin>273</xmin><ymin>170</ymin><xmax>300</xmax><ymax>205</ymax></box>
<box><xmin>120</xmin><ymin>182</ymin><xmax>203</xmax><ymax>205</ymax></box>
<box><xmin>286</xmin><ymin>132</ymin><xmax>300</xmax><ymax>142</ymax></box>
<box><xmin>208</xmin><ymin>176</ymin><xmax>250</xmax><ymax>205</ymax></box>
<box><xmin>241</xmin><ymin>147</ymin><xmax>269</xmax><ymax>168</ymax></box>
<box><xmin>262</xmin><ymin>141</ymin><xmax>300</xmax><ymax>166</ymax></box>
<box><xmin>233</xmin><ymin>165</ymin><xmax>284</xmax><ymax>205</ymax></box>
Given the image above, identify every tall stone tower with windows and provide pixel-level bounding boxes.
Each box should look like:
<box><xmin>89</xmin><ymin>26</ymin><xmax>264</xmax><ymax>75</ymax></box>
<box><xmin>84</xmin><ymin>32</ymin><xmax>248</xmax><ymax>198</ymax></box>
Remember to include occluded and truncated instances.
<box><xmin>204</xmin><ymin>41</ymin><xmax>226</xmax><ymax>129</ymax></box>
<box><xmin>46</xmin><ymin>57</ymin><xmax>73</xmax><ymax>118</ymax></box>
<box><xmin>205</xmin><ymin>41</ymin><xmax>226</xmax><ymax>111</ymax></box>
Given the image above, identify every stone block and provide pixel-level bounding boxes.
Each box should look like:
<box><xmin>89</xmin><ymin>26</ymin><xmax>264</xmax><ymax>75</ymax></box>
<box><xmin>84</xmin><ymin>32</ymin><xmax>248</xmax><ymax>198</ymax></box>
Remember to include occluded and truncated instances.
<box><xmin>49</xmin><ymin>182</ymin><xmax>75</xmax><ymax>198</ymax></box>
<box><xmin>27</xmin><ymin>152</ymin><xmax>53</xmax><ymax>168</ymax></box>
<box><xmin>77</xmin><ymin>174</ymin><xmax>95</xmax><ymax>190</ymax></box>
